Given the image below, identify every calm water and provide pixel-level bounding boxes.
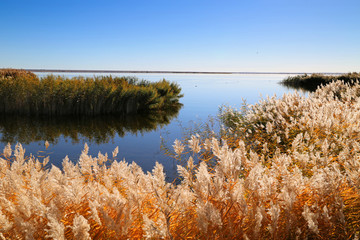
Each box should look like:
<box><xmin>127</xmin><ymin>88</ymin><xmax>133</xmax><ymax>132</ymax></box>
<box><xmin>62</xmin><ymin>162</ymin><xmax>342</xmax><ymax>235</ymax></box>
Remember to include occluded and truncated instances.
<box><xmin>0</xmin><ymin>73</ymin><xmax>299</xmax><ymax>180</ymax></box>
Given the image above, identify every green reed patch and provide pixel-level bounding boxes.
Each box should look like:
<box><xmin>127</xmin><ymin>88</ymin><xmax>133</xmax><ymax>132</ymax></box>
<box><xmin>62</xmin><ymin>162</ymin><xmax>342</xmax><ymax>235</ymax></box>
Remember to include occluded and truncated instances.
<box><xmin>0</xmin><ymin>69</ymin><xmax>183</xmax><ymax>116</ymax></box>
<box><xmin>280</xmin><ymin>72</ymin><xmax>360</xmax><ymax>91</ymax></box>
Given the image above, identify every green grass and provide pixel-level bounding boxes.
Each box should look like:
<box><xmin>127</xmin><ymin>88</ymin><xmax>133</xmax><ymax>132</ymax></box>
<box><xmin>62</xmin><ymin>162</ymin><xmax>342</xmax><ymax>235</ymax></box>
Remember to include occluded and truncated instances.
<box><xmin>280</xmin><ymin>72</ymin><xmax>360</xmax><ymax>91</ymax></box>
<box><xmin>0</xmin><ymin>69</ymin><xmax>183</xmax><ymax>116</ymax></box>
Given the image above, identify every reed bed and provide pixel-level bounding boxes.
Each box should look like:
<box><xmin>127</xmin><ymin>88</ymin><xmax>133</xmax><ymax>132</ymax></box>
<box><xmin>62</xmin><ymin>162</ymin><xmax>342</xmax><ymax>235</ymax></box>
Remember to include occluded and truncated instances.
<box><xmin>1</xmin><ymin>80</ymin><xmax>360</xmax><ymax>239</ymax></box>
<box><xmin>280</xmin><ymin>72</ymin><xmax>360</xmax><ymax>91</ymax></box>
<box><xmin>0</xmin><ymin>69</ymin><xmax>183</xmax><ymax>116</ymax></box>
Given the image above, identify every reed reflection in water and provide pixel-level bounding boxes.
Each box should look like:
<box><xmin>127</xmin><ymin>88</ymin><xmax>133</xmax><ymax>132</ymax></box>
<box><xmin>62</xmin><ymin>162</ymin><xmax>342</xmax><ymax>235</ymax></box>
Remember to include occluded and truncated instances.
<box><xmin>0</xmin><ymin>104</ymin><xmax>182</xmax><ymax>145</ymax></box>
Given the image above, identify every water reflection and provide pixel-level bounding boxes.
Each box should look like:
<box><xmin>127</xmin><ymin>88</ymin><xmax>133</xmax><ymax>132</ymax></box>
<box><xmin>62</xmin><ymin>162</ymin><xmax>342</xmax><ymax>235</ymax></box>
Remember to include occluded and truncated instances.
<box><xmin>279</xmin><ymin>82</ymin><xmax>317</xmax><ymax>92</ymax></box>
<box><xmin>0</xmin><ymin>104</ymin><xmax>182</xmax><ymax>144</ymax></box>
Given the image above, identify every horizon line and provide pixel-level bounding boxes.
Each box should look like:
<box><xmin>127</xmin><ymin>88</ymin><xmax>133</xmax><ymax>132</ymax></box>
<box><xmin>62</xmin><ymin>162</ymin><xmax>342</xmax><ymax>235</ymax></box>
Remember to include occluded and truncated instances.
<box><xmin>2</xmin><ymin>68</ymin><xmax>349</xmax><ymax>75</ymax></box>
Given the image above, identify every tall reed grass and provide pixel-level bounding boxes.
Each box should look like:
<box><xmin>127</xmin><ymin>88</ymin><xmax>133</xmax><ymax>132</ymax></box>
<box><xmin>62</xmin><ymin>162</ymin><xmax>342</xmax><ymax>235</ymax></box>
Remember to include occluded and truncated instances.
<box><xmin>281</xmin><ymin>72</ymin><xmax>360</xmax><ymax>91</ymax></box>
<box><xmin>0</xmin><ymin>69</ymin><xmax>183</xmax><ymax>116</ymax></box>
<box><xmin>1</xmin><ymin>80</ymin><xmax>360</xmax><ymax>239</ymax></box>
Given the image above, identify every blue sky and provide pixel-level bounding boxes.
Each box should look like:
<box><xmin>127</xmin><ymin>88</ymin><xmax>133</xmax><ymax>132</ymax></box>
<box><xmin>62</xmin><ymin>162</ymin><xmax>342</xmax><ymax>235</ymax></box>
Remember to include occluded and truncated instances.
<box><xmin>1</xmin><ymin>0</ymin><xmax>359</xmax><ymax>72</ymax></box>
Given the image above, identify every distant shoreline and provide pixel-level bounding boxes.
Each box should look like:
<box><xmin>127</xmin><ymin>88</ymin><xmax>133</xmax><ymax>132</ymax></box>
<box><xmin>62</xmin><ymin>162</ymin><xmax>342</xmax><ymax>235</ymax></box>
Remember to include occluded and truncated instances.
<box><xmin>24</xmin><ymin>69</ymin><xmax>346</xmax><ymax>75</ymax></box>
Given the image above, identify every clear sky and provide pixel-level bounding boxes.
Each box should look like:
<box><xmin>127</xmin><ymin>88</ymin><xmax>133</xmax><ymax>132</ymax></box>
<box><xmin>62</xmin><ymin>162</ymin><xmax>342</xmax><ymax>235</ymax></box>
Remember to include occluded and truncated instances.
<box><xmin>1</xmin><ymin>0</ymin><xmax>359</xmax><ymax>72</ymax></box>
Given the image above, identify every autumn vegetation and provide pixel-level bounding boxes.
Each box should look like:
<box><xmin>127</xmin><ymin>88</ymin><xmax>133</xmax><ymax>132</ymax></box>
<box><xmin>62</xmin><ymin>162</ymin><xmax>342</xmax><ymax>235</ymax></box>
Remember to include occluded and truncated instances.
<box><xmin>1</xmin><ymin>80</ymin><xmax>360</xmax><ymax>239</ymax></box>
<box><xmin>0</xmin><ymin>69</ymin><xmax>183</xmax><ymax>116</ymax></box>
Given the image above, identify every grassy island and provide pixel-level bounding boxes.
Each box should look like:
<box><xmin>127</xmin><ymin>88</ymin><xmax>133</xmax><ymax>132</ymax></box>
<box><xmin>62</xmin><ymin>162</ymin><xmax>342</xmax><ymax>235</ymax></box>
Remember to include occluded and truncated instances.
<box><xmin>0</xmin><ymin>69</ymin><xmax>183</xmax><ymax>116</ymax></box>
<box><xmin>280</xmin><ymin>72</ymin><xmax>360</xmax><ymax>91</ymax></box>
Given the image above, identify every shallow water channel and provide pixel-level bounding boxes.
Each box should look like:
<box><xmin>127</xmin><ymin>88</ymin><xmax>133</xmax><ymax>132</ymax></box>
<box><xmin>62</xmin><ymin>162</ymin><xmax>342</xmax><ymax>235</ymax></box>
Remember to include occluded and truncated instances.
<box><xmin>0</xmin><ymin>73</ymin><xmax>300</xmax><ymax>180</ymax></box>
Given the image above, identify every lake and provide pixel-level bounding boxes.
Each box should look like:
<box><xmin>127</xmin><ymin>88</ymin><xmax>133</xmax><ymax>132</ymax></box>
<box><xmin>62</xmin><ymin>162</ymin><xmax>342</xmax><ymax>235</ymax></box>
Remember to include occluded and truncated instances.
<box><xmin>0</xmin><ymin>73</ymin><xmax>299</xmax><ymax>180</ymax></box>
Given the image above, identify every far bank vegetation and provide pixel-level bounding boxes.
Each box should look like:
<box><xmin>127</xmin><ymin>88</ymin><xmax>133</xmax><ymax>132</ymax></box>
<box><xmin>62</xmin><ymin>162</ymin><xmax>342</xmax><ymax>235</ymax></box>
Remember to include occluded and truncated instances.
<box><xmin>281</xmin><ymin>72</ymin><xmax>360</xmax><ymax>91</ymax></box>
<box><xmin>0</xmin><ymin>69</ymin><xmax>183</xmax><ymax>116</ymax></box>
